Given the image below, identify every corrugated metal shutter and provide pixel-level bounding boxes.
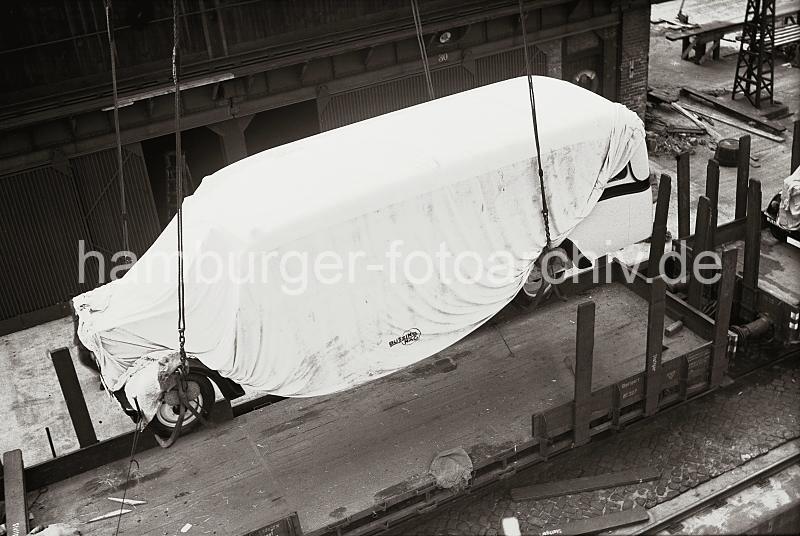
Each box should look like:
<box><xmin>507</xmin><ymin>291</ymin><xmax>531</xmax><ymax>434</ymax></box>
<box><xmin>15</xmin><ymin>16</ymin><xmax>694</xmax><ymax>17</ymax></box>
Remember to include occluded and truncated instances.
<box><xmin>0</xmin><ymin>142</ymin><xmax>159</xmax><ymax>323</ymax></box>
<box><xmin>320</xmin><ymin>46</ymin><xmax>547</xmax><ymax>130</ymax></box>
<box><xmin>475</xmin><ymin>46</ymin><xmax>547</xmax><ymax>86</ymax></box>
<box><xmin>0</xmin><ymin>165</ymin><xmax>95</xmax><ymax>318</ymax></box>
<box><xmin>71</xmin><ymin>144</ymin><xmax>160</xmax><ymax>261</ymax></box>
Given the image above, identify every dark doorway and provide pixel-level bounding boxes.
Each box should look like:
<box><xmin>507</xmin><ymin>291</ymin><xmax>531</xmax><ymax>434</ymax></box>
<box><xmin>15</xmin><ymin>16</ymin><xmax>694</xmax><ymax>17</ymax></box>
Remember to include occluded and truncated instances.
<box><xmin>245</xmin><ymin>99</ymin><xmax>320</xmax><ymax>155</ymax></box>
<box><xmin>142</xmin><ymin>126</ymin><xmax>224</xmax><ymax>228</ymax></box>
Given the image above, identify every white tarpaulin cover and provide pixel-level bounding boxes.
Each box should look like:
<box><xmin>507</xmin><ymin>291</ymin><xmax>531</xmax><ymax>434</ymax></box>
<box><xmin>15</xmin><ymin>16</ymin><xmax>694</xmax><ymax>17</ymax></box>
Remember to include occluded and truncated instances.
<box><xmin>74</xmin><ymin>76</ymin><xmax>648</xmax><ymax>402</ymax></box>
<box><xmin>778</xmin><ymin>167</ymin><xmax>800</xmax><ymax>231</ymax></box>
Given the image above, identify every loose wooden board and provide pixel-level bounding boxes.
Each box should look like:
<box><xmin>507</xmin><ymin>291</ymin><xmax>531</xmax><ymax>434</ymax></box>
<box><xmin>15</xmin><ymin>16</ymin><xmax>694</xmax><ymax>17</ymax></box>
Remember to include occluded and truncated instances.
<box><xmin>510</xmin><ymin>467</ymin><xmax>662</xmax><ymax>501</ymax></box>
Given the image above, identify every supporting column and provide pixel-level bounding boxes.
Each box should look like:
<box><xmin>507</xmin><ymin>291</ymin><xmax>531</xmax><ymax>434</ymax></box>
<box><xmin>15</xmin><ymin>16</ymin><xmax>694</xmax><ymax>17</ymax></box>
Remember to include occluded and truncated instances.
<box><xmin>573</xmin><ymin>301</ymin><xmax>596</xmax><ymax>447</ymax></box>
<box><xmin>537</xmin><ymin>39</ymin><xmax>562</xmax><ymax>80</ymax></box>
<box><xmin>599</xmin><ymin>27</ymin><xmax>618</xmax><ymax>100</ymax></box>
<box><xmin>207</xmin><ymin>115</ymin><xmax>254</xmax><ymax>165</ymax></box>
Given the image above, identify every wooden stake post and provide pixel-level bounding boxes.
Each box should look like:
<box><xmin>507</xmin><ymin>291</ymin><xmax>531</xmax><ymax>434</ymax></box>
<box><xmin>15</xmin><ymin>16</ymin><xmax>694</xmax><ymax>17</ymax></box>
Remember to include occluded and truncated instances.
<box><xmin>705</xmin><ymin>159</ymin><xmax>720</xmax><ymax>247</ymax></box>
<box><xmin>2</xmin><ymin>449</ymin><xmax>30</xmax><ymax>536</ymax></box>
<box><xmin>740</xmin><ymin>180</ymin><xmax>762</xmax><ymax>322</ymax></box>
<box><xmin>736</xmin><ymin>135</ymin><xmax>751</xmax><ymax>220</ymax></box>
<box><xmin>648</xmin><ymin>174</ymin><xmax>672</xmax><ymax>279</ymax></box>
<box><xmin>676</xmin><ymin>151</ymin><xmax>691</xmax><ymax>239</ymax></box>
<box><xmin>687</xmin><ymin>196</ymin><xmax>713</xmax><ymax>308</ymax></box>
<box><xmin>645</xmin><ymin>277</ymin><xmax>666</xmax><ymax>416</ymax></box>
<box><xmin>711</xmin><ymin>247</ymin><xmax>738</xmax><ymax>387</ymax></box>
<box><xmin>573</xmin><ymin>302</ymin><xmax>596</xmax><ymax>447</ymax></box>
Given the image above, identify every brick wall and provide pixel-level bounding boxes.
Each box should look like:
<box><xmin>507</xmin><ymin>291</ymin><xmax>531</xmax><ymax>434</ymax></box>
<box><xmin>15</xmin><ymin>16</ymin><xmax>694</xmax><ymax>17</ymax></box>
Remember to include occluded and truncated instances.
<box><xmin>617</xmin><ymin>4</ymin><xmax>651</xmax><ymax>119</ymax></box>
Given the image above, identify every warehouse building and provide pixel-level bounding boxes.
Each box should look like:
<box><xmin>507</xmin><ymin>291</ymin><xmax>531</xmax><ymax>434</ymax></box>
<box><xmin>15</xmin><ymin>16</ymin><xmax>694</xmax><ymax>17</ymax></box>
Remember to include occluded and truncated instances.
<box><xmin>0</xmin><ymin>0</ymin><xmax>653</xmax><ymax>333</ymax></box>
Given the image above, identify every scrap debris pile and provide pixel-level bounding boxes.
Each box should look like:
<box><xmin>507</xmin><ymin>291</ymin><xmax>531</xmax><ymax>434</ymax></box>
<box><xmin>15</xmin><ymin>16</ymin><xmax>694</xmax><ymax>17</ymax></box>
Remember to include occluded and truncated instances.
<box><xmin>644</xmin><ymin>85</ymin><xmax>788</xmax><ymax>159</ymax></box>
<box><xmin>644</xmin><ymin>119</ymin><xmax>704</xmax><ymax>156</ymax></box>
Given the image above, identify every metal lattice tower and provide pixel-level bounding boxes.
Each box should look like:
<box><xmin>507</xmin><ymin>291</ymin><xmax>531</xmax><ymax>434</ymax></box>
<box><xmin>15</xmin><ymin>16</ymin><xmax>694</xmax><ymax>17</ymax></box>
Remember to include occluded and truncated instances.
<box><xmin>732</xmin><ymin>0</ymin><xmax>776</xmax><ymax>108</ymax></box>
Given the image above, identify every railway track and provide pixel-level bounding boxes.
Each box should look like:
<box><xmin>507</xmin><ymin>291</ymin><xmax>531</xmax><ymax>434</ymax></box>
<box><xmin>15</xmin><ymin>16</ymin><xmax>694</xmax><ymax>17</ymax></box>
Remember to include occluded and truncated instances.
<box><xmin>628</xmin><ymin>446</ymin><xmax>800</xmax><ymax>534</ymax></box>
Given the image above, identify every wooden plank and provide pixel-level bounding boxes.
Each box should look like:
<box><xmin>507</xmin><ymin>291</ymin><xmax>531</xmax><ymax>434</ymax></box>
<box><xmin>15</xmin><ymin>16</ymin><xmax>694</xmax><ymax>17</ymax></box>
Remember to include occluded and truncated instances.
<box><xmin>792</xmin><ymin>120</ymin><xmax>800</xmax><ymax>174</ymax></box>
<box><xmin>665</xmin><ymin>18</ymin><xmax>741</xmax><ymax>40</ymax></box>
<box><xmin>3</xmin><ymin>449</ymin><xmax>30</xmax><ymax>536</ymax></box>
<box><xmin>645</xmin><ymin>277</ymin><xmax>666</xmax><ymax>416</ymax></box>
<box><xmin>680</xmin><ymin>87</ymin><xmax>786</xmax><ymax>135</ymax></box>
<box><xmin>648</xmin><ymin>174</ymin><xmax>672</xmax><ymax>278</ymax></box>
<box><xmin>687</xmin><ymin>196</ymin><xmax>713</xmax><ymax>309</ymax></box>
<box><xmin>672</xmin><ymin>102</ymin><xmax>709</xmax><ymax>134</ymax></box>
<box><xmin>740</xmin><ymin>181</ymin><xmax>762</xmax><ymax>322</ymax></box>
<box><xmin>705</xmin><ymin>160</ymin><xmax>720</xmax><ymax>248</ymax></box>
<box><xmin>511</xmin><ymin>467</ymin><xmax>661</xmax><ymax>501</ymax></box>
<box><xmin>711</xmin><ymin>247</ymin><xmax>738</xmax><ymax>387</ymax></box>
<box><xmin>535</xmin><ymin>508</ymin><xmax>649</xmax><ymax>535</ymax></box>
<box><xmin>736</xmin><ymin>135</ymin><xmax>751</xmax><ymax>221</ymax></box>
<box><xmin>573</xmin><ymin>302</ymin><xmax>596</xmax><ymax>447</ymax></box>
<box><xmin>676</xmin><ymin>151</ymin><xmax>691</xmax><ymax>239</ymax></box>
<box><xmin>50</xmin><ymin>347</ymin><xmax>98</xmax><ymax>448</ymax></box>
<box><xmin>679</xmin><ymin>103</ymin><xmax>786</xmax><ymax>142</ymax></box>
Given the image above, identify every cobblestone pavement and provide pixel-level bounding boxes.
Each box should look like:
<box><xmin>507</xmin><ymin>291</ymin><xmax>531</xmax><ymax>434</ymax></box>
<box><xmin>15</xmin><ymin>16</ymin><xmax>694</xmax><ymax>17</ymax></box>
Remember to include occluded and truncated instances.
<box><xmin>390</xmin><ymin>352</ymin><xmax>800</xmax><ymax>535</ymax></box>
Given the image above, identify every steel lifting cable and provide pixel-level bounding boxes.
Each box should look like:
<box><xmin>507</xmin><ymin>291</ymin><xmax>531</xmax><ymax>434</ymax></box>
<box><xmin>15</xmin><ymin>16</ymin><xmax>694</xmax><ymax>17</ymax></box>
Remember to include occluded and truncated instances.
<box><xmin>410</xmin><ymin>0</ymin><xmax>435</xmax><ymax>100</ymax></box>
<box><xmin>104</xmin><ymin>7</ymin><xmax>140</xmax><ymax>531</ymax></box>
<box><xmin>172</xmin><ymin>0</ymin><xmax>187</xmax><ymax>366</ymax></box>
<box><xmin>104</xmin><ymin>0</ymin><xmax>130</xmax><ymax>260</ymax></box>
<box><xmin>517</xmin><ymin>0</ymin><xmax>552</xmax><ymax>250</ymax></box>
<box><xmin>113</xmin><ymin>400</ymin><xmax>144</xmax><ymax>536</ymax></box>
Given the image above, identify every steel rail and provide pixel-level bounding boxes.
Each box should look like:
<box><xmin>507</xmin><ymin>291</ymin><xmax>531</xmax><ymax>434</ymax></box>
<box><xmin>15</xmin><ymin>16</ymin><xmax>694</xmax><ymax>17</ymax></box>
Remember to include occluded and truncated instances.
<box><xmin>630</xmin><ymin>450</ymin><xmax>800</xmax><ymax>534</ymax></box>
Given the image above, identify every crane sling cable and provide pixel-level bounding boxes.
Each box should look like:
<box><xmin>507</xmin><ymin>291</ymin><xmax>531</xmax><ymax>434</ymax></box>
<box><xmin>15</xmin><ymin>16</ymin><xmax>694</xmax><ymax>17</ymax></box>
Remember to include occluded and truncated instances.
<box><xmin>517</xmin><ymin>0</ymin><xmax>562</xmax><ymax>307</ymax></box>
<box><xmin>103</xmin><ymin>5</ymin><xmax>143</xmax><ymax>535</ymax></box>
<box><xmin>411</xmin><ymin>0</ymin><xmax>435</xmax><ymax>100</ymax></box>
<box><xmin>103</xmin><ymin>0</ymin><xmax>130</xmax><ymax>262</ymax></box>
<box><xmin>153</xmin><ymin>0</ymin><xmax>209</xmax><ymax>450</ymax></box>
<box><xmin>517</xmin><ymin>0</ymin><xmax>552</xmax><ymax>250</ymax></box>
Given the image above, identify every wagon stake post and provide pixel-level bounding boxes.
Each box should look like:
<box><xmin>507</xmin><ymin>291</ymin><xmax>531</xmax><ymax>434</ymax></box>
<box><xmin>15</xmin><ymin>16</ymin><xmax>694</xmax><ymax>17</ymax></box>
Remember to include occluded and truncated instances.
<box><xmin>710</xmin><ymin>247</ymin><xmax>738</xmax><ymax>388</ymax></box>
<box><xmin>648</xmin><ymin>174</ymin><xmax>672</xmax><ymax>279</ymax></box>
<box><xmin>645</xmin><ymin>276</ymin><xmax>666</xmax><ymax>416</ymax></box>
<box><xmin>573</xmin><ymin>301</ymin><xmax>596</xmax><ymax>447</ymax></box>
